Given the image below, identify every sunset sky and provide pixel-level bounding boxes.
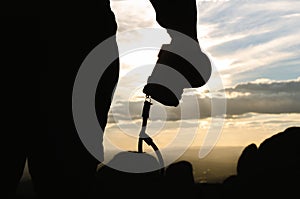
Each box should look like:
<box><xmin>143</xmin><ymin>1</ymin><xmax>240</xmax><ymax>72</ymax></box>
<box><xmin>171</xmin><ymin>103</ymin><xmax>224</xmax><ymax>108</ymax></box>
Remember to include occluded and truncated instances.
<box><xmin>102</xmin><ymin>0</ymin><xmax>300</xmax><ymax>161</ymax></box>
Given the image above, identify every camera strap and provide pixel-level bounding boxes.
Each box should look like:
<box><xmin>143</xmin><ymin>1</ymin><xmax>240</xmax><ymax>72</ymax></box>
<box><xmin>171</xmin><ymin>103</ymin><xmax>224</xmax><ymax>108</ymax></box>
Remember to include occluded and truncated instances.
<box><xmin>138</xmin><ymin>95</ymin><xmax>165</xmax><ymax>173</ymax></box>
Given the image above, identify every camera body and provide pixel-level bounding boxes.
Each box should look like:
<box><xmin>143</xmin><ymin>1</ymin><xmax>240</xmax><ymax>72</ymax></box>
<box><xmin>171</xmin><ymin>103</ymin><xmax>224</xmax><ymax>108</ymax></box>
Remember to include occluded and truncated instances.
<box><xmin>143</xmin><ymin>43</ymin><xmax>212</xmax><ymax>107</ymax></box>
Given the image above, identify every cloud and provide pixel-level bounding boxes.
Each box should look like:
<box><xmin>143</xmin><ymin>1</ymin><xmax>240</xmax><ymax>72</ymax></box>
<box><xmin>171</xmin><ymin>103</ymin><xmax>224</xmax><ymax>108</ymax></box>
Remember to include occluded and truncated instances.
<box><xmin>224</xmin><ymin>78</ymin><xmax>300</xmax><ymax>94</ymax></box>
<box><xmin>196</xmin><ymin>0</ymin><xmax>300</xmax><ymax>85</ymax></box>
<box><xmin>223</xmin><ymin>78</ymin><xmax>300</xmax><ymax>115</ymax></box>
<box><xmin>107</xmin><ymin>77</ymin><xmax>300</xmax><ymax>122</ymax></box>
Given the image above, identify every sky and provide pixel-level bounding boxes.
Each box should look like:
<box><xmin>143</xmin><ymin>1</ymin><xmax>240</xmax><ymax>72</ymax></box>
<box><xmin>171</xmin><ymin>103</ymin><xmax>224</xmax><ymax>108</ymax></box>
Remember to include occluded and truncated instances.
<box><xmin>103</xmin><ymin>0</ymin><xmax>300</xmax><ymax>158</ymax></box>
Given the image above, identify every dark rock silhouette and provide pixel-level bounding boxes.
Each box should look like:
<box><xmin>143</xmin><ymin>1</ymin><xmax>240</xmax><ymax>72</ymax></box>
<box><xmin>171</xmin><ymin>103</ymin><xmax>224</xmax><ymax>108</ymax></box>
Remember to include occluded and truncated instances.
<box><xmin>255</xmin><ymin>126</ymin><xmax>300</xmax><ymax>197</ymax></box>
<box><xmin>94</xmin><ymin>158</ymin><xmax>198</xmax><ymax>199</ymax></box>
<box><xmin>222</xmin><ymin>126</ymin><xmax>300</xmax><ymax>198</ymax></box>
<box><xmin>222</xmin><ymin>143</ymin><xmax>258</xmax><ymax>199</ymax></box>
<box><xmin>258</xmin><ymin>127</ymin><xmax>300</xmax><ymax>173</ymax></box>
<box><xmin>165</xmin><ymin>161</ymin><xmax>197</xmax><ymax>199</ymax></box>
<box><xmin>166</xmin><ymin>161</ymin><xmax>195</xmax><ymax>186</ymax></box>
<box><xmin>93</xmin><ymin>152</ymin><xmax>163</xmax><ymax>199</ymax></box>
<box><xmin>237</xmin><ymin>143</ymin><xmax>258</xmax><ymax>177</ymax></box>
<box><xmin>222</xmin><ymin>175</ymin><xmax>239</xmax><ymax>199</ymax></box>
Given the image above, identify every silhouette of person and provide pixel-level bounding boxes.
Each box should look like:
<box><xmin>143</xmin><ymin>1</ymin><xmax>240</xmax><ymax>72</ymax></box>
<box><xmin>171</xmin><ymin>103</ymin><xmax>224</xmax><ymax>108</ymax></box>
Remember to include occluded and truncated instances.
<box><xmin>8</xmin><ymin>0</ymin><xmax>204</xmax><ymax>198</ymax></box>
<box><xmin>40</xmin><ymin>2</ymin><xmax>120</xmax><ymax>197</ymax></box>
<box><xmin>7</xmin><ymin>1</ymin><xmax>119</xmax><ymax>198</ymax></box>
<box><xmin>4</xmin><ymin>15</ymin><xmax>45</xmax><ymax>198</ymax></box>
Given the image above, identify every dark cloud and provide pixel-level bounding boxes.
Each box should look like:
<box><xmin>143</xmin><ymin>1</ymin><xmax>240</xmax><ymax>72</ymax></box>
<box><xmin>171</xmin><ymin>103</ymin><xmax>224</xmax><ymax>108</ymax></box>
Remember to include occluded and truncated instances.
<box><xmin>224</xmin><ymin>78</ymin><xmax>300</xmax><ymax>93</ymax></box>
<box><xmin>224</xmin><ymin>78</ymin><xmax>300</xmax><ymax>115</ymax></box>
<box><xmin>107</xmin><ymin>78</ymin><xmax>300</xmax><ymax>122</ymax></box>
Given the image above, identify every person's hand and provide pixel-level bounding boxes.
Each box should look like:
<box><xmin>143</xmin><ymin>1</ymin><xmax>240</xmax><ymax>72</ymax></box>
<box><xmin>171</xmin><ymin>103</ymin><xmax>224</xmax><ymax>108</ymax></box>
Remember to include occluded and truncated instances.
<box><xmin>150</xmin><ymin>0</ymin><xmax>198</xmax><ymax>41</ymax></box>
